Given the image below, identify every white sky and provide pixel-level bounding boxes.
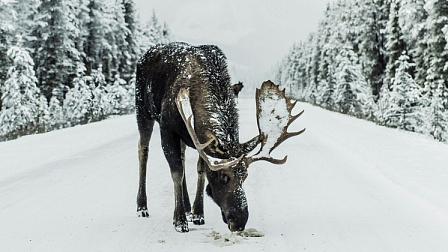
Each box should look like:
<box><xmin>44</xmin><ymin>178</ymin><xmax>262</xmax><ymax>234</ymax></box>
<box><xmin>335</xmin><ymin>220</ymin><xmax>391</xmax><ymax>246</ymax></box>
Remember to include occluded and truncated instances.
<box><xmin>134</xmin><ymin>0</ymin><xmax>330</xmax><ymax>87</ymax></box>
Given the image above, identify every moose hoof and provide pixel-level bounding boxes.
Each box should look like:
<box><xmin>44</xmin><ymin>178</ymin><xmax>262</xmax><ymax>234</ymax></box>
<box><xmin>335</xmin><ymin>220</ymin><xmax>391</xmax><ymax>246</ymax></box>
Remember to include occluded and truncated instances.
<box><xmin>186</xmin><ymin>212</ymin><xmax>193</xmax><ymax>222</ymax></box>
<box><xmin>192</xmin><ymin>214</ymin><xmax>205</xmax><ymax>225</ymax></box>
<box><xmin>174</xmin><ymin>221</ymin><xmax>189</xmax><ymax>233</ymax></box>
<box><xmin>137</xmin><ymin>207</ymin><xmax>149</xmax><ymax>218</ymax></box>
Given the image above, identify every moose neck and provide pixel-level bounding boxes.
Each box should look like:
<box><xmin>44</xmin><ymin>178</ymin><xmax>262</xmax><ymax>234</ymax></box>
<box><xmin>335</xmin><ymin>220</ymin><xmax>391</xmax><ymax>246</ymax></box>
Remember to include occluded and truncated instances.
<box><xmin>186</xmin><ymin>60</ymin><xmax>240</xmax><ymax>159</ymax></box>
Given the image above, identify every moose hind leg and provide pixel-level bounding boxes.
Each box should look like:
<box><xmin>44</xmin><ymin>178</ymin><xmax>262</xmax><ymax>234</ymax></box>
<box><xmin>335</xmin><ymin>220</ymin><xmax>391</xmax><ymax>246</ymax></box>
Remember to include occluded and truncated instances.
<box><xmin>192</xmin><ymin>157</ymin><xmax>206</xmax><ymax>225</ymax></box>
<box><xmin>137</xmin><ymin>119</ymin><xmax>155</xmax><ymax>217</ymax></box>
<box><xmin>161</xmin><ymin>130</ymin><xmax>189</xmax><ymax>232</ymax></box>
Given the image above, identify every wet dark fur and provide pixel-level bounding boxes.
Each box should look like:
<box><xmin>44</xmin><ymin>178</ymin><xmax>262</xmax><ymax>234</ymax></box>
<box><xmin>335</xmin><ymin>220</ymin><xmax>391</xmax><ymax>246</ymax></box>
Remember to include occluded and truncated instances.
<box><xmin>135</xmin><ymin>42</ymin><xmax>256</xmax><ymax>232</ymax></box>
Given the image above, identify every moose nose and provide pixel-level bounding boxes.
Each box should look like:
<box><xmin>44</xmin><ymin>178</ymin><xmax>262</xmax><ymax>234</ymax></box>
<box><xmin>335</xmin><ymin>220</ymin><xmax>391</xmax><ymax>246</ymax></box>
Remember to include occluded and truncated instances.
<box><xmin>225</xmin><ymin>210</ymin><xmax>248</xmax><ymax>232</ymax></box>
<box><xmin>228</xmin><ymin>219</ymin><xmax>245</xmax><ymax>232</ymax></box>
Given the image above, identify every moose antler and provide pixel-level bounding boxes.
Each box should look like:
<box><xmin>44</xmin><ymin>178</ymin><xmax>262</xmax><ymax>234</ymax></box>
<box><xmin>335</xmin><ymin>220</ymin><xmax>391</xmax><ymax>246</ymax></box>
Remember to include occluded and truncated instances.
<box><xmin>246</xmin><ymin>81</ymin><xmax>305</xmax><ymax>165</ymax></box>
<box><xmin>176</xmin><ymin>88</ymin><xmax>244</xmax><ymax>171</ymax></box>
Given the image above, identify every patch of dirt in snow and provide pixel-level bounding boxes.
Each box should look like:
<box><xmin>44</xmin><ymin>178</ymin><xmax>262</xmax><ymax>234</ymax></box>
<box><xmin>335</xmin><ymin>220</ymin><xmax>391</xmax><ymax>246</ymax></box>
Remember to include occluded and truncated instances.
<box><xmin>205</xmin><ymin>228</ymin><xmax>264</xmax><ymax>247</ymax></box>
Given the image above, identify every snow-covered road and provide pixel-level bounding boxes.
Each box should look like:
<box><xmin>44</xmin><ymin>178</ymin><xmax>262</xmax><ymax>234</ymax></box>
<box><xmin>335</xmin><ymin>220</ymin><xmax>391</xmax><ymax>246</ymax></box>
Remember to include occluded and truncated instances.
<box><xmin>2</xmin><ymin>99</ymin><xmax>448</xmax><ymax>251</ymax></box>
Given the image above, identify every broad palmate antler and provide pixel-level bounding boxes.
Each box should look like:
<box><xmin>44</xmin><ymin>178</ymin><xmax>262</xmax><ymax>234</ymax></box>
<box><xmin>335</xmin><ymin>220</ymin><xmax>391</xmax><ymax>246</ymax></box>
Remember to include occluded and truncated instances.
<box><xmin>245</xmin><ymin>80</ymin><xmax>305</xmax><ymax>165</ymax></box>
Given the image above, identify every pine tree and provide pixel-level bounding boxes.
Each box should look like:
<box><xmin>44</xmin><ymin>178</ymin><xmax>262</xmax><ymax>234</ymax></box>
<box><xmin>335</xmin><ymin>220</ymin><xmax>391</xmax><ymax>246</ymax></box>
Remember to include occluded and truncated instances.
<box><xmin>108</xmin><ymin>75</ymin><xmax>133</xmax><ymax>115</ymax></box>
<box><xmin>32</xmin><ymin>0</ymin><xmax>82</xmax><ymax>101</ymax></box>
<box><xmin>316</xmin><ymin>64</ymin><xmax>336</xmax><ymax>110</ymax></box>
<box><xmin>139</xmin><ymin>10</ymin><xmax>171</xmax><ymax>50</ymax></box>
<box><xmin>355</xmin><ymin>0</ymin><xmax>388</xmax><ymax>99</ymax></box>
<box><xmin>376</xmin><ymin>84</ymin><xmax>392</xmax><ymax>126</ymax></box>
<box><xmin>89</xmin><ymin>69</ymin><xmax>110</xmax><ymax>122</ymax></box>
<box><xmin>424</xmin><ymin>0</ymin><xmax>448</xmax><ymax>91</ymax></box>
<box><xmin>392</xmin><ymin>52</ymin><xmax>423</xmax><ymax>131</ymax></box>
<box><xmin>120</xmin><ymin>0</ymin><xmax>139</xmax><ymax>83</ymax></box>
<box><xmin>384</xmin><ymin>0</ymin><xmax>406</xmax><ymax>89</ymax></box>
<box><xmin>47</xmin><ymin>96</ymin><xmax>64</xmax><ymax>131</ymax></box>
<box><xmin>0</xmin><ymin>1</ymin><xmax>21</xmax><ymax>111</ymax></box>
<box><xmin>277</xmin><ymin>43</ymin><xmax>307</xmax><ymax>99</ymax></box>
<box><xmin>334</xmin><ymin>46</ymin><xmax>373</xmax><ymax>117</ymax></box>
<box><xmin>0</xmin><ymin>44</ymin><xmax>46</xmax><ymax>140</ymax></box>
<box><xmin>100</xmin><ymin>0</ymin><xmax>129</xmax><ymax>84</ymax></box>
<box><xmin>63</xmin><ymin>75</ymin><xmax>92</xmax><ymax>126</ymax></box>
<box><xmin>424</xmin><ymin>80</ymin><xmax>448</xmax><ymax>141</ymax></box>
<box><xmin>84</xmin><ymin>0</ymin><xmax>105</xmax><ymax>77</ymax></box>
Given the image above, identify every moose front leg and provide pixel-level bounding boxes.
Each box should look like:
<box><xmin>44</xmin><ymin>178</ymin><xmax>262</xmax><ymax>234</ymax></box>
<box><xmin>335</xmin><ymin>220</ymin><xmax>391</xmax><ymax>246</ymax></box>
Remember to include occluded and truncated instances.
<box><xmin>137</xmin><ymin>119</ymin><xmax>155</xmax><ymax>217</ymax></box>
<box><xmin>192</xmin><ymin>157</ymin><xmax>206</xmax><ymax>225</ymax></box>
<box><xmin>161</xmin><ymin>130</ymin><xmax>190</xmax><ymax>233</ymax></box>
<box><xmin>180</xmin><ymin>140</ymin><xmax>192</xmax><ymax>221</ymax></box>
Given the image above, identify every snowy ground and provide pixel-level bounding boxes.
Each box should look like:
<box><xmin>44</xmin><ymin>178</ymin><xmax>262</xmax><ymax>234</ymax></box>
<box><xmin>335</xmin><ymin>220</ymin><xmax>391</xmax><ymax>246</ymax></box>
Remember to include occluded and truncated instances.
<box><xmin>2</xmin><ymin>99</ymin><xmax>448</xmax><ymax>251</ymax></box>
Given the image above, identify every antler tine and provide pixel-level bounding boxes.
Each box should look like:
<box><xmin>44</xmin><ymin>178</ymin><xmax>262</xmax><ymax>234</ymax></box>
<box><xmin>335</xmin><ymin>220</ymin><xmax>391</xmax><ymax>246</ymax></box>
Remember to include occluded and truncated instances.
<box><xmin>288</xmin><ymin>109</ymin><xmax>304</xmax><ymax>127</ymax></box>
<box><xmin>176</xmin><ymin>88</ymin><xmax>244</xmax><ymax>171</ymax></box>
<box><xmin>246</xmin><ymin>155</ymin><xmax>288</xmax><ymax>166</ymax></box>
<box><xmin>270</xmin><ymin>109</ymin><xmax>306</xmax><ymax>153</ymax></box>
<box><xmin>269</xmin><ymin>127</ymin><xmax>306</xmax><ymax>155</ymax></box>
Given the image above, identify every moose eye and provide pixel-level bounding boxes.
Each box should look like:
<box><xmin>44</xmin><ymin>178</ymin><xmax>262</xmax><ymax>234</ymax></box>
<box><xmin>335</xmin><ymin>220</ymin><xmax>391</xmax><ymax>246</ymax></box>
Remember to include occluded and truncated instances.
<box><xmin>220</xmin><ymin>174</ymin><xmax>230</xmax><ymax>184</ymax></box>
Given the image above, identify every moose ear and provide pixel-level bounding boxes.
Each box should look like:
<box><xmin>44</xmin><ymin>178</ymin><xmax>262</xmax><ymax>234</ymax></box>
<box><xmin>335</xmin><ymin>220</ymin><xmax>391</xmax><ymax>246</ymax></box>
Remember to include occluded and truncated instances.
<box><xmin>232</xmin><ymin>82</ymin><xmax>244</xmax><ymax>97</ymax></box>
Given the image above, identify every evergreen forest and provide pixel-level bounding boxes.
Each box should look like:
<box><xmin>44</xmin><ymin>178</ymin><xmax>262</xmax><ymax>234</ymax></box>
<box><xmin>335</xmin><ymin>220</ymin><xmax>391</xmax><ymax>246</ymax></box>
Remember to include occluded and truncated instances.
<box><xmin>0</xmin><ymin>0</ymin><xmax>170</xmax><ymax>141</ymax></box>
<box><xmin>276</xmin><ymin>0</ymin><xmax>448</xmax><ymax>142</ymax></box>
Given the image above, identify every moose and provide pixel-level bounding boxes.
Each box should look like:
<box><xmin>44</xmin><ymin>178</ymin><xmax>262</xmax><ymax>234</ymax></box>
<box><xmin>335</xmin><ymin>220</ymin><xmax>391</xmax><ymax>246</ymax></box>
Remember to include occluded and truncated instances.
<box><xmin>135</xmin><ymin>42</ymin><xmax>304</xmax><ymax>233</ymax></box>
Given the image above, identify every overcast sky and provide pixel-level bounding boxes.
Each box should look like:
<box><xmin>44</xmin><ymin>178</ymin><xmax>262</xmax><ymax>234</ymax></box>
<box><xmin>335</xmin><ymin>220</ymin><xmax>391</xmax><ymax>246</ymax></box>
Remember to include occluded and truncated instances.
<box><xmin>134</xmin><ymin>0</ymin><xmax>330</xmax><ymax>88</ymax></box>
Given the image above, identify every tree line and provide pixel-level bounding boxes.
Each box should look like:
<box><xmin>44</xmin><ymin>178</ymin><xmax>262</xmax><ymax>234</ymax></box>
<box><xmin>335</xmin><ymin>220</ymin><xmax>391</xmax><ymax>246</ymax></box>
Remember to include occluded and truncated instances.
<box><xmin>0</xmin><ymin>0</ymin><xmax>170</xmax><ymax>141</ymax></box>
<box><xmin>276</xmin><ymin>0</ymin><xmax>448</xmax><ymax>142</ymax></box>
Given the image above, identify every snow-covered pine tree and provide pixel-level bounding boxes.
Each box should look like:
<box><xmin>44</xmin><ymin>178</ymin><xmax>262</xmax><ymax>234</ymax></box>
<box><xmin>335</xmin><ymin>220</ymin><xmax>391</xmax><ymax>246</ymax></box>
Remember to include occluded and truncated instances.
<box><xmin>36</xmin><ymin>95</ymin><xmax>50</xmax><ymax>133</ymax></box>
<box><xmin>302</xmin><ymin>34</ymin><xmax>320</xmax><ymax>104</ymax></box>
<box><xmin>423</xmin><ymin>80</ymin><xmax>448</xmax><ymax>141</ymax></box>
<box><xmin>384</xmin><ymin>0</ymin><xmax>406</xmax><ymax>89</ymax></box>
<box><xmin>108</xmin><ymin>75</ymin><xmax>133</xmax><ymax>115</ymax></box>
<box><xmin>0</xmin><ymin>2</ymin><xmax>14</xmax><ymax>111</ymax></box>
<box><xmin>139</xmin><ymin>10</ymin><xmax>171</xmax><ymax>51</ymax></box>
<box><xmin>355</xmin><ymin>0</ymin><xmax>388</xmax><ymax>99</ymax></box>
<box><xmin>84</xmin><ymin>0</ymin><xmax>105</xmax><ymax>77</ymax></box>
<box><xmin>334</xmin><ymin>46</ymin><xmax>373</xmax><ymax>118</ymax></box>
<box><xmin>424</xmin><ymin>0</ymin><xmax>448</xmax><ymax>90</ymax></box>
<box><xmin>63</xmin><ymin>75</ymin><xmax>93</xmax><ymax>126</ymax></box>
<box><xmin>277</xmin><ymin>43</ymin><xmax>305</xmax><ymax>99</ymax></box>
<box><xmin>47</xmin><ymin>95</ymin><xmax>64</xmax><ymax>131</ymax></box>
<box><xmin>90</xmin><ymin>69</ymin><xmax>110</xmax><ymax>122</ymax></box>
<box><xmin>392</xmin><ymin>52</ymin><xmax>423</xmax><ymax>131</ymax></box>
<box><xmin>315</xmin><ymin>5</ymin><xmax>335</xmax><ymax>109</ymax></box>
<box><xmin>0</xmin><ymin>44</ymin><xmax>46</xmax><ymax>140</ymax></box>
<box><xmin>316</xmin><ymin>64</ymin><xmax>336</xmax><ymax>110</ymax></box>
<box><xmin>380</xmin><ymin>52</ymin><xmax>418</xmax><ymax>129</ymax></box>
<box><xmin>376</xmin><ymin>84</ymin><xmax>392</xmax><ymax>126</ymax></box>
<box><xmin>100</xmin><ymin>0</ymin><xmax>129</xmax><ymax>84</ymax></box>
<box><xmin>10</xmin><ymin>0</ymin><xmax>39</xmax><ymax>47</ymax></box>
<box><xmin>120</xmin><ymin>0</ymin><xmax>140</xmax><ymax>83</ymax></box>
<box><xmin>406</xmin><ymin>1</ymin><xmax>429</xmax><ymax>88</ymax></box>
<box><xmin>32</xmin><ymin>0</ymin><xmax>83</xmax><ymax>102</ymax></box>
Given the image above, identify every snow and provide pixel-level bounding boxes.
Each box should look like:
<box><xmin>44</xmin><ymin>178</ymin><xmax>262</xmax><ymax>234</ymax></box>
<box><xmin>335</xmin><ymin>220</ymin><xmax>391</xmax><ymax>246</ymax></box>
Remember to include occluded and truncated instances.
<box><xmin>2</xmin><ymin>99</ymin><xmax>448</xmax><ymax>251</ymax></box>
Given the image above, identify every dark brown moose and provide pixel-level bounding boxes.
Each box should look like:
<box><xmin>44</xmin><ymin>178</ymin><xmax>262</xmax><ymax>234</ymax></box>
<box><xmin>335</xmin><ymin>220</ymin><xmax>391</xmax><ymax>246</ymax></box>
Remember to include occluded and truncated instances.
<box><xmin>135</xmin><ymin>42</ymin><xmax>305</xmax><ymax>233</ymax></box>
